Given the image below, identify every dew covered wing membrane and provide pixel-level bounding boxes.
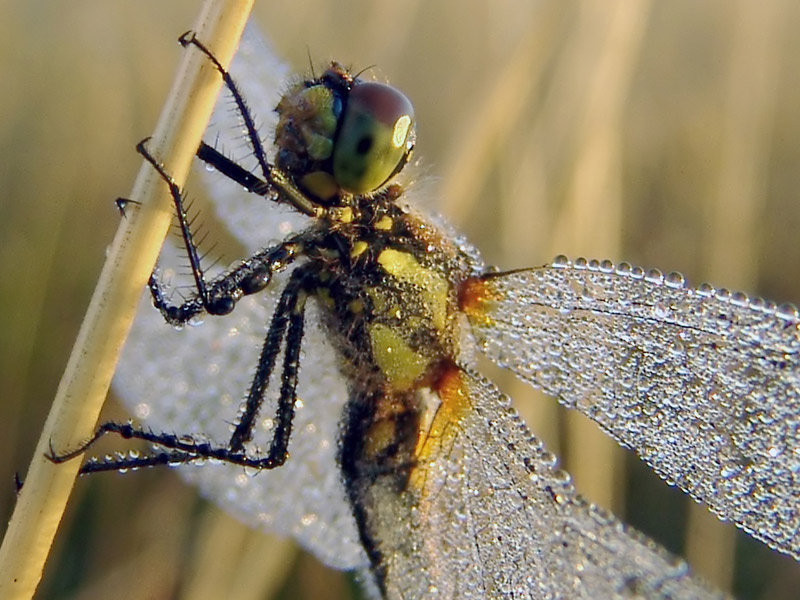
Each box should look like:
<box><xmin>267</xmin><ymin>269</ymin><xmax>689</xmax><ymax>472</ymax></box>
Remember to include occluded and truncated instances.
<box><xmin>374</xmin><ymin>370</ymin><xmax>724</xmax><ymax>599</ymax></box>
<box><xmin>467</xmin><ymin>259</ymin><xmax>800</xmax><ymax>560</ymax></box>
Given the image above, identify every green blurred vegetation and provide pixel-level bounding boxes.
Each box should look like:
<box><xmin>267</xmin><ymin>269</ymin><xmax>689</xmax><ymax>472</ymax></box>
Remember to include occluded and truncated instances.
<box><xmin>1</xmin><ymin>1</ymin><xmax>799</xmax><ymax>598</ymax></box>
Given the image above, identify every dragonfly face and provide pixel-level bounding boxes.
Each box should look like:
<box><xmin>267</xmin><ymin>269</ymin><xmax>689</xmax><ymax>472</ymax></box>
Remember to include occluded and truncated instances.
<box><xmin>274</xmin><ymin>62</ymin><xmax>415</xmax><ymax>198</ymax></box>
<box><xmin>98</xmin><ymin>22</ymin><xmax>800</xmax><ymax>600</ymax></box>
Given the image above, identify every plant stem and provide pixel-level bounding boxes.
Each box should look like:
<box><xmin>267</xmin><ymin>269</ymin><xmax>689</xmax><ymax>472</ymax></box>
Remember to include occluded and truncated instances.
<box><xmin>0</xmin><ymin>2</ymin><xmax>254</xmax><ymax>598</ymax></box>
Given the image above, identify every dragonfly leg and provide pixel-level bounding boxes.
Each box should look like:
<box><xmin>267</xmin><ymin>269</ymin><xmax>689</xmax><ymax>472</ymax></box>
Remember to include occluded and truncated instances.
<box><xmin>178</xmin><ymin>30</ymin><xmax>271</xmax><ymax>180</ymax></box>
<box><xmin>47</xmin><ymin>267</ymin><xmax>313</xmax><ymax>473</ymax></box>
<box><xmin>147</xmin><ymin>235</ymin><xmax>305</xmax><ymax>328</ymax></box>
<box><xmin>46</xmin><ymin>422</ymin><xmax>293</xmax><ymax>474</ymax></box>
<box><xmin>229</xmin><ymin>265</ymin><xmax>310</xmax><ymax>454</ymax></box>
<box><xmin>183</xmin><ymin>32</ymin><xmax>326</xmax><ymax>219</ymax></box>
<box><xmin>137</xmin><ymin>137</ymin><xmax>310</xmax><ymax>327</ymax></box>
<box><xmin>137</xmin><ymin>137</ymin><xmax>230</xmax><ymax>318</ymax></box>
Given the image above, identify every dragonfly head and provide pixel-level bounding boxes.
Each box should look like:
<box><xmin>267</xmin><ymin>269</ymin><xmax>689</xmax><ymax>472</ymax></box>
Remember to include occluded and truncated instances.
<box><xmin>274</xmin><ymin>62</ymin><xmax>415</xmax><ymax>204</ymax></box>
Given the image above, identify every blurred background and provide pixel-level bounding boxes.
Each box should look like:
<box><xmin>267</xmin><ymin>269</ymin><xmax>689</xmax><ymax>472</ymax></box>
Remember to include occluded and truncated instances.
<box><xmin>2</xmin><ymin>1</ymin><xmax>800</xmax><ymax>598</ymax></box>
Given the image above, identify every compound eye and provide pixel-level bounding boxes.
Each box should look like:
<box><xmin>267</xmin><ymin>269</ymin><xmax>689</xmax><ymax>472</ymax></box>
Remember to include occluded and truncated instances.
<box><xmin>333</xmin><ymin>81</ymin><xmax>415</xmax><ymax>193</ymax></box>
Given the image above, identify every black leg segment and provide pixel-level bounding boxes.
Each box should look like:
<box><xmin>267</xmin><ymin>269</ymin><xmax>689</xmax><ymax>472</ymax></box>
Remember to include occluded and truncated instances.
<box><xmin>179</xmin><ymin>31</ymin><xmax>271</xmax><ymax>180</ymax></box>
<box><xmin>47</xmin><ymin>268</ymin><xmax>315</xmax><ymax>474</ymax></box>
<box><xmin>230</xmin><ymin>266</ymin><xmax>310</xmax><ymax>454</ymax></box>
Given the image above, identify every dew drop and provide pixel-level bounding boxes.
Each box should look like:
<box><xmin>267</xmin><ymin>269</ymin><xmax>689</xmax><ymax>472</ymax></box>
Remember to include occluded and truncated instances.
<box><xmin>616</xmin><ymin>262</ymin><xmax>632</xmax><ymax>276</ymax></box>
<box><xmin>135</xmin><ymin>402</ymin><xmax>151</xmax><ymax>419</ymax></box>
<box><xmin>665</xmin><ymin>271</ymin><xmax>685</xmax><ymax>288</ymax></box>
<box><xmin>645</xmin><ymin>268</ymin><xmax>664</xmax><ymax>284</ymax></box>
<box><xmin>776</xmin><ymin>303</ymin><xmax>799</xmax><ymax>320</ymax></box>
<box><xmin>697</xmin><ymin>282</ymin><xmax>715</xmax><ymax>297</ymax></box>
<box><xmin>552</xmin><ymin>255</ymin><xmax>570</xmax><ymax>268</ymax></box>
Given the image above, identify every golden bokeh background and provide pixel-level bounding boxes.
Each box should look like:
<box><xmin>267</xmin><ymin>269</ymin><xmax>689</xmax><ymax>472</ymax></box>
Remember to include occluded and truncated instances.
<box><xmin>1</xmin><ymin>1</ymin><xmax>799</xmax><ymax>598</ymax></box>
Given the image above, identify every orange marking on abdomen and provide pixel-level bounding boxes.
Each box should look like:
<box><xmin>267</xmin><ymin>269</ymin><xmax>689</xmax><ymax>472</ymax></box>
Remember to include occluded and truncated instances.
<box><xmin>409</xmin><ymin>362</ymin><xmax>472</xmax><ymax>492</ymax></box>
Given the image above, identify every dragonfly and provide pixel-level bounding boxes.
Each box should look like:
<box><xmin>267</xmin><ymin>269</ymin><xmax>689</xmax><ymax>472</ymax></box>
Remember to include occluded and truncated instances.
<box><xmin>56</xmin><ymin>21</ymin><xmax>799</xmax><ymax>599</ymax></box>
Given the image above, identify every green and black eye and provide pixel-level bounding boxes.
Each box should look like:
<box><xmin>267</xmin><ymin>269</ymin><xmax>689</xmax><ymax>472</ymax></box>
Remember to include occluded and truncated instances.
<box><xmin>333</xmin><ymin>80</ymin><xmax>415</xmax><ymax>194</ymax></box>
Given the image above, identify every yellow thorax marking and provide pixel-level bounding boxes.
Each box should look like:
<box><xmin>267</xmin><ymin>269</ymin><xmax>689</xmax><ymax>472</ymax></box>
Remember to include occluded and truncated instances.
<box><xmin>350</xmin><ymin>240</ymin><xmax>369</xmax><ymax>259</ymax></box>
<box><xmin>376</xmin><ymin>248</ymin><xmax>449</xmax><ymax>331</ymax></box>
<box><xmin>374</xmin><ymin>215</ymin><xmax>393</xmax><ymax>231</ymax></box>
<box><xmin>368</xmin><ymin>323</ymin><xmax>430</xmax><ymax>389</ymax></box>
<box><xmin>333</xmin><ymin>206</ymin><xmax>354</xmax><ymax>223</ymax></box>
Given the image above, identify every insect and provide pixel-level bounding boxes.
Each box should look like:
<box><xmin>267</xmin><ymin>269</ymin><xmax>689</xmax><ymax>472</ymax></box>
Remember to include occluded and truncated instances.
<box><xmin>51</xmin><ymin>23</ymin><xmax>799</xmax><ymax>599</ymax></box>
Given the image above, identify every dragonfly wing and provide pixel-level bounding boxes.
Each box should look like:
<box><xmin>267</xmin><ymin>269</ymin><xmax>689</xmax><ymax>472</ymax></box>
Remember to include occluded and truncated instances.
<box><xmin>464</xmin><ymin>256</ymin><xmax>800</xmax><ymax>560</ymax></box>
<box><xmin>373</xmin><ymin>369</ymin><xmax>723</xmax><ymax>599</ymax></box>
<box><xmin>114</xmin><ymin>244</ymin><xmax>367</xmax><ymax>570</ymax></box>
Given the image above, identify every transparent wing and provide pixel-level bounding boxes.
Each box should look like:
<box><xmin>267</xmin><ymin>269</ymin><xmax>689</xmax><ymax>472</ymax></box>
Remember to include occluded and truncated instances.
<box><xmin>114</xmin><ymin>21</ymin><xmax>366</xmax><ymax>570</ymax></box>
<box><xmin>115</xmin><ymin>251</ymin><xmax>367</xmax><ymax>569</ymax></box>
<box><xmin>375</xmin><ymin>369</ymin><xmax>724</xmax><ymax>599</ymax></box>
<box><xmin>466</xmin><ymin>256</ymin><xmax>800</xmax><ymax>560</ymax></box>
